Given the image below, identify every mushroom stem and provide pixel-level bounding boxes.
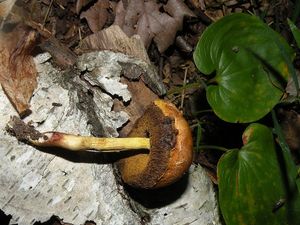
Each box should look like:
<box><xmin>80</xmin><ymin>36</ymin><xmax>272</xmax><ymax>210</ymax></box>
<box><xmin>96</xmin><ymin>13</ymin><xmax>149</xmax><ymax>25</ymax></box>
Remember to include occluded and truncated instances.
<box><xmin>31</xmin><ymin>132</ymin><xmax>150</xmax><ymax>152</ymax></box>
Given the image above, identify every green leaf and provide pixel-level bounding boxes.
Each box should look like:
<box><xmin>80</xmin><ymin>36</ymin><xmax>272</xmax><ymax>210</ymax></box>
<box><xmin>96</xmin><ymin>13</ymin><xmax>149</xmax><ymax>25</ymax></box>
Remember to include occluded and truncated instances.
<box><xmin>193</xmin><ymin>13</ymin><xmax>294</xmax><ymax>123</ymax></box>
<box><xmin>218</xmin><ymin>123</ymin><xmax>300</xmax><ymax>225</ymax></box>
<box><xmin>272</xmin><ymin>110</ymin><xmax>300</xmax><ymax>192</ymax></box>
<box><xmin>286</xmin><ymin>19</ymin><xmax>300</xmax><ymax>96</ymax></box>
<box><xmin>288</xmin><ymin>18</ymin><xmax>300</xmax><ymax>49</ymax></box>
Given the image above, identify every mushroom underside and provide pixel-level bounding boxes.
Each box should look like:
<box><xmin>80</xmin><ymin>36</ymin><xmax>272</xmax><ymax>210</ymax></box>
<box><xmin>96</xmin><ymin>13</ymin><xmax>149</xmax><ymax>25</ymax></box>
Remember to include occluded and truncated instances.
<box><xmin>117</xmin><ymin>102</ymin><xmax>178</xmax><ymax>189</ymax></box>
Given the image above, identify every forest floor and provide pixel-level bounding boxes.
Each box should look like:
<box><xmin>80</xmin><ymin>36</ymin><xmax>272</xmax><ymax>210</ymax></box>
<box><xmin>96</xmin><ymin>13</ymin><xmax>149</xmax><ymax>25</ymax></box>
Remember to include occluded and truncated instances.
<box><xmin>1</xmin><ymin>0</ymin><xmax>300</xmax><ymax>224</ymax></box>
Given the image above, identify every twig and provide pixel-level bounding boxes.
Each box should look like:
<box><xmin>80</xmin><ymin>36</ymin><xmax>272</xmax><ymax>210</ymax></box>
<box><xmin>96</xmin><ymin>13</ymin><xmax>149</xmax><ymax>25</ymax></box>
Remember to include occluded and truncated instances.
<box><xmin>180</xmin><ymin>67</ymin><xmax>188</xmax><ymax>110</ymax></box>
<box><xmin>43</xmin><ymin>0</ymin><xmax>54</xmax><ymax>28</ymax></box>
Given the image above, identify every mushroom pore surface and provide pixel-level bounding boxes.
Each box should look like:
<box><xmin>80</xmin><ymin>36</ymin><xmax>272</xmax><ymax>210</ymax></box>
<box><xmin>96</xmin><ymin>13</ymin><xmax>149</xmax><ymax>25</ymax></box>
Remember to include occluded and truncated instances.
<box><xmin>117</xmin><ymin>100</ymin><xmax>193</xmax><ymax>189</ymax></box>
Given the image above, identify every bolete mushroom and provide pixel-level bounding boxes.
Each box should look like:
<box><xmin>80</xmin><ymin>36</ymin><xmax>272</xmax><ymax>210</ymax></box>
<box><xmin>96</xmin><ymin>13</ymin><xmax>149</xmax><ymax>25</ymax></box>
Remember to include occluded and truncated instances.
<box><xmin>117</xmin><ymin>100</ymin><xmax>193</xmax><ymax>189</ymax></box>
<box><xmin>8</xmin><ymin>100</ymin><xmax>193</xmax><ymax>189</ymax></box>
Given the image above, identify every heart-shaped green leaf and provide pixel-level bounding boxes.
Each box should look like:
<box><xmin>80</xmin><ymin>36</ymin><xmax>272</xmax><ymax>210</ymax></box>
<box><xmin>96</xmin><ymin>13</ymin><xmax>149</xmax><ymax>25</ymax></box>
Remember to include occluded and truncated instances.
<box><xmin>218</xmin><ymin>123</ymin><xmax>300</xmax><ymax>225</ymax></box>
<box><xmin>193</xmin><ymin>13</ymin><xmax>294</xmax><ymax>122</ymax></box>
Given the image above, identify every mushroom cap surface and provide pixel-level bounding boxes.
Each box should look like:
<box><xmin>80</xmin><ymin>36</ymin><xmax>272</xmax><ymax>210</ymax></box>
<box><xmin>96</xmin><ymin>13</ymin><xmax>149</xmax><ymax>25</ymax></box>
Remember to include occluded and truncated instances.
<box><xmin>117</xmin><ymin>100</ymin><xmax>193</xmax><ymax>189</ymax></box>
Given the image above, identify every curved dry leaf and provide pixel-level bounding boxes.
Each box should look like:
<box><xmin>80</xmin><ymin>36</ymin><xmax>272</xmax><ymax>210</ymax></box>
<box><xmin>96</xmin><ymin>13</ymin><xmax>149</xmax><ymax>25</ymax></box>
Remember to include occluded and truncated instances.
<box><xmin>164</xmin><ymin>0</ymin><xmax>196</xmax><ymax>29</ymax></box>
<box><xmin>80</xmin><ymin>0</ymin><xmax>110</xmax><ymax>33</ymax></box>
<box><xmin>76</xmin><ymin>0</ymin><xmax>93</xmax><ymax>14</ymax></box>
<box><xmin>113</xmin><ymin>1</ymin><xmax>125</xmax><ymax>28</ymax></box>
<box><xmin>166</xmin><ymin>0</ymin><xmax>195</xmax><ymax>16</ymax></box>
<box><xmin>113</xmin><ymin>0</ymin><xmax>195</xmax><ymax>52</ymax></box>
<box><xmin>135</xmin><ymin>14</ymin><xmax>153</xmax><ymax>49</ymax></box>
<box><xmin>78</xmin><ymin>25</ymin><xmax>150</xmax><ymax>63</ymax></box>
<box><xmin>0</xmin><ymin>0</ymin><xmax>16</xmax><ymax>20</ymax></box>
<box><xmin>117</xmin><ymin>0</ymin><xmax>144</xmax><ymax>37</ymax></box>
<box><xmin>0</xmin><ymin>25</ymin><xmax>37</xmax><ymax>115</ymax></box>
<box><xmin>143</xmin><ymin>1</ymin><xmax>178</xmax><ymax>52</ymax></box>
<box><xmin>115</xmin><ymin>79</ymin><xmax>158</xmax><ymax>136</ymax></box>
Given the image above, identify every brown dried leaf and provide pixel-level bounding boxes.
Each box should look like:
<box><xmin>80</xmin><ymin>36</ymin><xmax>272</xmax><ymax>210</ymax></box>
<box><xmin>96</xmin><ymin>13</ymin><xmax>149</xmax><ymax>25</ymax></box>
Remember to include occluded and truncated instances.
<box><xmin>114</xmin><ymin>0</ymin><xmax>195</xmax><ymax>52</ymax></box>
<box><xmin>76</xmin><ymin>0</ymin><xmax>93</xmax><ymax>14</ymax></box>
<box><xmin>80</xmin><ymin>0</ymin><xmax>110</xmax><ymax>33</ymax></box>
<box><xmin>204</xmin><ymin>9</ymin><xmax>224</xmax><ymax>21</ymax></box>
<box><xmin>0</xmin><ymin>25</ymin><xmax>38</xmax><ymax>115</ymax></box>
<box><xmin>144</xmin><ymin>1</ymin><xmax>179</xmax><ymax>52</ymax></box>
<box><xmin>78</xmin><ymin>25</ymin><xmax>150</xmax><ymax>63</ymax></box>
<box><xmin>114</xmin><ymin>79</ymin><xmax>158</xmax><ymax>136</ymax></box>
<box><xmin>0</xmin><ymin>0</ymin><xmax>16</xmax><ymax>20</ymax></box>
<box><xmin>164</xmin><ymin>0</ymin><xmax>196</xmax><ymax>29</ymax></box>
<box><xmin>187</xmin><ymin>0</ymin><xmax>205</xmax><ymax>9</ymax></box>
<box><xmin>115</xmin><ymin>0</ymin><xmax>144</xmax><ymax>37</ymax></box>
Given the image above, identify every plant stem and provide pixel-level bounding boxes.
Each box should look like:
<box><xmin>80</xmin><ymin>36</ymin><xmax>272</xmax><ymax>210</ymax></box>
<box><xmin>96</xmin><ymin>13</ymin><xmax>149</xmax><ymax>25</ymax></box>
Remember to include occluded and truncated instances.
<box><xmin>30</xmin><ymin>132</ymin><xmax>150</xmax><ymax>152</ymax></box>
<box><xmin>271</xmin><ymin>110</ymin><xmax>300</xmax><ymax>191</ymax></box>
<box><xmin>196</xmin><ymin>145</ymin><xmax>229</xmax><ymax>152</ymax></box>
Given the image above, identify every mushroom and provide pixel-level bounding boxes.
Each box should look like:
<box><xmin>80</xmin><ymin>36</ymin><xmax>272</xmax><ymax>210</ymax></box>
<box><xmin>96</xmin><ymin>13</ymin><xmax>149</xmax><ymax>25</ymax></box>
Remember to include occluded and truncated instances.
<box><xmin>117</xmin><ymin>99</ymin><xmax>193</xmax><ymax>189</ymax></box>
<box><xmin>8</xmin><ymin>100</ymin><xmax>193</xmax><ymax>189</ymax></box>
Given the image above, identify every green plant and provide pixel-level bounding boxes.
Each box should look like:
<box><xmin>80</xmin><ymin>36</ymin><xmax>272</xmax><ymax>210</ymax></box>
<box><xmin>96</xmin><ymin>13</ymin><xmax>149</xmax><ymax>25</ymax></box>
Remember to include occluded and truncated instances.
<box><xmin>193</xmin><ymin>13</ymin><xmax>300</xmax><ymax>225</ymax></box>
<box><xmin>218</xmin><ymin>123</ymin><xmax>300</xmax><ymax>225</ymax></box>
<box><xmin>194</xmin><ymin>13</ymin><xmax>293</xmax><ymax>123</ymax></box>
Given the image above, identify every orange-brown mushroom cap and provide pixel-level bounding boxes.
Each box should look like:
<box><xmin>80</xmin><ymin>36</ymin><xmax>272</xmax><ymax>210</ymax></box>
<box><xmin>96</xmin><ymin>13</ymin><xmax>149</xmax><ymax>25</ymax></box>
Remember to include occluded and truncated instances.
<box><xmin>117</xmin><ymin>100</ymin><xmax>193</xmax><ymax>189</ymax></box>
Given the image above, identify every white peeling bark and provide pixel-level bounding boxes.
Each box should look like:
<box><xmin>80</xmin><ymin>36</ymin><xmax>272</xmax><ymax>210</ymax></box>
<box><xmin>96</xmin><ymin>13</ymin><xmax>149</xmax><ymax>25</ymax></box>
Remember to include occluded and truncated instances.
<box><xmin>0</xmin><ymin>52</ymin><xmax>221</xmax><ymax>225</ymax></box>
<box><xmin>150</xmin><ymin>165</ymin><xmax>221</xmax><ymax>225</ymax></box>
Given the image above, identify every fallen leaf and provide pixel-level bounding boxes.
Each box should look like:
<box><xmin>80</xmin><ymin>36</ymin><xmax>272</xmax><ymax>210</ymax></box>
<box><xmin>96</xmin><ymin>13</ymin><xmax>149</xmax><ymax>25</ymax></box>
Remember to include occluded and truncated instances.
<box><xmin>164</xmin><ymin>0</ymin><xmax>196</xmax><ymax>29</ymax></box>
<box><xmin>0</xmin><ymin>24</ymin><xmax>38</xmax><ymax>115</ymax></box>
<box><xmin>137</xmin><ymin>1</ymin><xmax>178</xmax><ymax>51</ymax></box>
<box><xmin>114</xmin><ymin>0</ymin><xmax>195</xmax><ymax>52</ymax></box>
<box><xmin>78</xmin><ymin>25</ymin><xmax>150</xmax><ymax>63</ymax></box>
<box><xmin>114</xmin><ymin>0</ymin><xmax>144</xmax><ymax>37</ymax></box>
<box><xmin>80</xmin><ymin>0</ymin><xmax>110</xmax><ymax>33</ymax></box>
<box><xmin>187</xmin><ymin>0</ymin><xmax>205</xmax><ymax>9</ymax></box>
<box><xmin>76</xmin><ymin>0</ymin><xmax>93</xmax><ymax>14</ymax></box>
<box><xmin>0</xmin><ymin>0</ymin><xmax>16</xmax><ymax>21</ymax></box>
<box><xmin>114</xmin><ymin>79</ymin><xmax>158</xmax><ymax>136</ymax></box>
